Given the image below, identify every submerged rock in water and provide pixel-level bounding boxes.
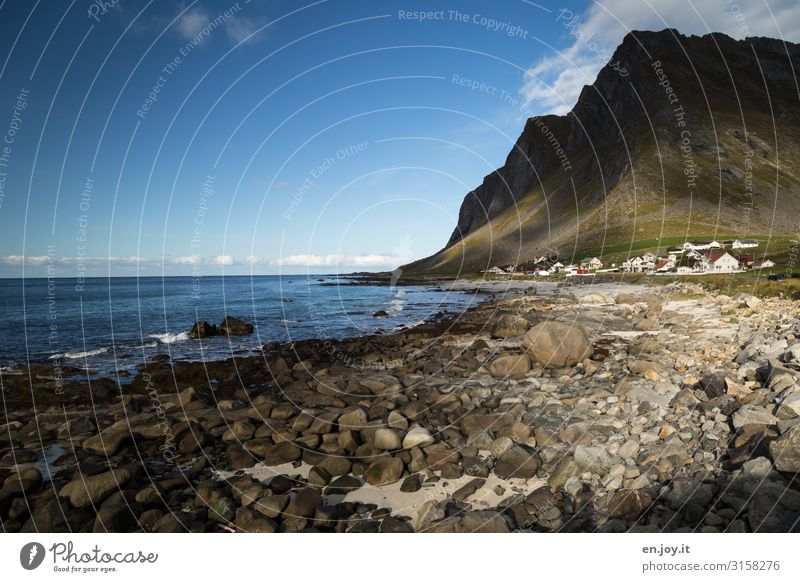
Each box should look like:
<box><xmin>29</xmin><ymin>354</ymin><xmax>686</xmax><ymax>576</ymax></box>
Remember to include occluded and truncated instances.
<box><xmin>189</xmin><ymin>320</ymin><xmax>218</xmax><ymax>339</ymax></box>
<box><xmin>218</xmin><ymin>316</ymin><xmax>254</xmax><ymax>336</ymax></box>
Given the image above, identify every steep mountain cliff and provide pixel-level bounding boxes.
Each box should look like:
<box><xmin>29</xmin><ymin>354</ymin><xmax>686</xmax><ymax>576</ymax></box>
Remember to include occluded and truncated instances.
<box><xmin>404</xmin><ymin>29</ymin><xmax>800</xmax><ymax>273</ymax></box>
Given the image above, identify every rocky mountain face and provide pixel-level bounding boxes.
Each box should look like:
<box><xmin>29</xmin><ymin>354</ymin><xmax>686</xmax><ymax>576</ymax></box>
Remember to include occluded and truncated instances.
<box><xmin>405</xmin><ymin>29</ymin><xmax>800</xmax><ymax>273</ymax></box>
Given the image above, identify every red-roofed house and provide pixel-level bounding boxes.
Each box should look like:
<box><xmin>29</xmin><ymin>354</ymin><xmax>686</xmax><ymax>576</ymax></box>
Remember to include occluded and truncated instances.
<box><xmin>699</xmin><ymin>251</ymin><xmax>741</xmax><ymax>273</ymax></box>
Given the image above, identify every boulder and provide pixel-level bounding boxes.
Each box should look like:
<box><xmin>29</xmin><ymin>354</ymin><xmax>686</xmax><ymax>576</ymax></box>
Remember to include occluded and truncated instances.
<box><xmin>731</xmin><ymin>293</ymin><xmax>762</xmax><ymax>309</ymax></box>
<box><xmin>189</xmin><ymin>320</ymin><xmax>218</xmax><ymax>339</ymax></box>
<box><xmin>493</xmin><ymin>445</ymin><xmax>542</xmax><ymax>479</ymax></box>
<box><xmin>700</xmin><ymin>373</ymin><xmax>727</xmax><ymax>399</ymax></box>
<box><xmin>400</xmin><ymin>474</ymin><xmax>423</xmax><ymax>492</ymax></box>
<box><xmin>59</xmin><ymin>469</ymin><xmax>131</xmax><ymax>509</ymax></box>
<box><xmin>325</xmin><ymin>475</ymin><xmax>362</xmax><ymax>495</ymax></box>
<box><xmin>373</xmin><ymin>428</ymin><xmax>402</xmax><ymax>450</ymax></box>
<box><xmin>402</xmin><ymin>426</ymin><xmax>434</xmax><ymax>449</ymax></box>
<box><xmin>748</xmin><ymin>481</ymin><xmax>800</xmax><ymax>532</ymax></box>
<box><xmin>488</xmin><ymin>354</ymin><xmax>531</xmax><ymax>377</ymax></box>
<box><xmin>608</xmin><ymin>489</ymin><xmax>652</xmax><ymax>518</ymax></box>
<box><xmin>574</xmin><ymin>445</ymin><xmax>618</xmax><ymax>475</ymax></box>
<box><xmin>365</xmin><ymin>457</ymin><xmax>404</xmax><ymax>486</ymax></box>
<box><xmin>491</xmin><ymin>314</ymin><xmax>530</xmax><ymax>338</ymax></box>
<box><xmin>459</xmin><ymin>510</ymin><xmax>510</xmax><ymax>533</ymax></box>
<box><xmin>769</xmin><ymin>426</ymin><xmax>800</xmax><ymax>472</ymax></box>
<box><xmin>82</xmin><ymin>430</ymin><xmax>133</xmax><ymax>456</ymax></box>
<box><xmin>285</xmin><ymin>488</ymin><xmax>322</xmax><ymax>518</ymax></box>
<box><xmin>253</xmin><ymin>495</ymin><xmax>289</xmax><ymax>519</ymax></box>
<box><xmin>338</xmin><ymin>407</ymin><xmax>368</xmax><ymax>429</ymax></box>
<box><xmin>777</xmin><ymin>392</ymin><xmax>800</xmax><ymax>420</ymax></box>
<box><xmin>218</xmin><ymin>316</ymin><xmax>254</xmax><ymax>336</ymax></box>
<box><xmin>522</xmin><ymin>321</ymin><xmax>593</xmax><ymax>368</ymax></box>
<box><xmin>732</xmin><ymin>405</ymin><xmax>778</xmax><ymax>429</ymax></box>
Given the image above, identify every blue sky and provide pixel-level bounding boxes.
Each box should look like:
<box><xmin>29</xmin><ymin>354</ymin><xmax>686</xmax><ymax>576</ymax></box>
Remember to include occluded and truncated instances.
<box><xmin>0</xmin><ymin>0</ymin><xmax>798</xmax><ymax>276</ymax></box>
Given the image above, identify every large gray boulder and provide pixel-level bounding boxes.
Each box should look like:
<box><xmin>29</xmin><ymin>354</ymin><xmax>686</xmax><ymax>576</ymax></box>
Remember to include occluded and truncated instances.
<box><xmin>59</xmin><ymin>469</ymin><xmax>131</xmax><ymax>509</ymax></box>
<box><xmin>522</xmin><ymin>321</ymin><xmax>593</xmax><ymax>367</ymax></box>
<box><xmin>488</xmin><ymin>354</ymin><xmax>531</xmax><ymax>378</ymax></box>
<box><xmin>770</xmin><ymin>426</ymin><xmax>800</xmax><ymax>472</ymax></box>
<box><xmin>491</xmin><ymin>314</ymin><xmax>530</xmax><ymax>338</ymax></box>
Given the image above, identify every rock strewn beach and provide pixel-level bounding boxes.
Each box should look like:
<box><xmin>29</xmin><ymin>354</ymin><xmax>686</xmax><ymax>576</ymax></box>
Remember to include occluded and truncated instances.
<box><xmin>2</xmin><ymin>281</ymin><xmax>800</xmax><ymax>532</ymax></box>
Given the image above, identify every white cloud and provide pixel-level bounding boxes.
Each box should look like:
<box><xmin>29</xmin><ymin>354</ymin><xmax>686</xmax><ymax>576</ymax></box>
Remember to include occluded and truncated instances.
<box><xmin>0</xmin><ymin>252</ymin><xmax>412</xmax><ymax>272</ymax></box>
<box><xmin>226</xmin><ymin>16</ymin><xmax>268</xmax><ymax>44</ymax></box>
<box><xmin>245</xmin><ymin>255</ymin><xmax>266</xmax><ymax>265</ymax></box>
<box><xmin>175</xmin><ymin>8</ymin><xmax>210</xmax><ymax>39</ymax></box>
<box><xmin>276</xmin><ymin>254</ymin><xmax>401</xmax><ymax>268</ymax></box>
<box><xmin>211</xmin><ymin>255</ymin><xmax>236</xmax><ymax>266</ymax></box>
<box><xmin>174</xmin><ymin>255</ymin><xmax>199</xmax><ymax>265</ymax></box>
<box><xmin>0</xmin><ymin>255</ymin><xmax>46</xmax><ymax>266</ymax></box>
<box><xmin>522</xmin><ymin>0</ymin><xmax>800</xmax><ymax>114</ymax></box>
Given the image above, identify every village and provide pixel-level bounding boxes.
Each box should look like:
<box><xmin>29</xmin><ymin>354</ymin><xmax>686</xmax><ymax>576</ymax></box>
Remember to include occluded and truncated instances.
<box><xmin>483</xmin><ymin>239</ymin><xmax>780</xmax><ymax>278</ymax></box>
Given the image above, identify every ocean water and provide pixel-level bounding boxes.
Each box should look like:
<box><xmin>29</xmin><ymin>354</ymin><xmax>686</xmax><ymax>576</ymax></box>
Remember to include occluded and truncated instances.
<box><xmin>0</xmin><ymin>275</ymin><xmax>480</xmax><ymax>377</ymax></box>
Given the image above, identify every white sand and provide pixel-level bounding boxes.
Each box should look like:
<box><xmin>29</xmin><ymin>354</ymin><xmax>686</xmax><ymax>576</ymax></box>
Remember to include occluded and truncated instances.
<box><xmin>216</xmin><ymin>461</ymin><xmax>548</xmax><ymax>526</ymax></box>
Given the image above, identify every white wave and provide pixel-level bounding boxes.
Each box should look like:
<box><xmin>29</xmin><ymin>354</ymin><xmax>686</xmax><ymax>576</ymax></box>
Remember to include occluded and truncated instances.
<box><xmin>387</xmin><ymin>299</ymin><xmax>405</xmax><ymax>313</ymax></box>
<box><xmin>132</xmin><ymin>341</ymin><xmax>159</xmax><ymax>349</ymax></box>
<box><xmin>50</xmin><ymin>347</ymin><xmax>109</xmax><ymax>360</ymax></box>
<box><xmin>148</xmin><ymin>331</ymin><xmax>190</xmax><ymax>344</ymax></box>
<box><xmin>393</xmin><ymin>289</ymin><xmax>407</xmax><ymax>298</ymax></box>
<box><xmin>280</xmin><ymin>319</ymin><xmax>298</xmax><ymax>324</ymax></box>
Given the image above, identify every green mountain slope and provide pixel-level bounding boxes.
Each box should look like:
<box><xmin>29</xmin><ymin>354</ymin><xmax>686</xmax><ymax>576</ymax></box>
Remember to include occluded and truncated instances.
<box><xmin>404</xmin><ymin>29</ymin><xmax>800</xmax><ymax>274</ymax></box>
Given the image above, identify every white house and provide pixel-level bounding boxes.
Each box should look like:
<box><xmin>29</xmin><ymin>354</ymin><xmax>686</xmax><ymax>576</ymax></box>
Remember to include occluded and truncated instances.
<box><xmin>685</xmin><ymin>241</ymin><xmax>720</xmax><ymax>251</ymax></box>
<box><xmin>483</xmin><ymin>266</ymin><xmax>505</xmax><ymax>275</ymax></box>
<box><xmin>580</xmin><ymin>257</ymin><xmax>604</xmax><ymax>270</ymax></box>
<box><xmin>654</xmin><ymin>257</ymin><xmax>674</xmax><ymax>272</ymax></box>
<box><xmin>641</xmin><ymin>252</ymin><xmax>657</xmax><ymax>263</ymax></box>
<box><xmin>699</xmin><ymin>251</ymin><xmax>741</xmax><ymax>273</ymax></box>
<box><xmin>622</xmin><ymin>255</ymin><xmax>655</xmax><ymax>273</ymax></box>
<box><xmin>732</xmin><ymin>239</ymin><xmax>759</xmax><ymax>249</ymax></box>
<box><xmin>675</xmin><ymin>266</ymin><xmax>693</xmax><ymax>275</ymax></box>
<box><xmin>548</xmin><ymin>261</ymin><xmax>564</xmax><ymax>273</ymax></box>
<box><xmin>751</xmin><ymin>259</ymin><xmax>775</xmax><ymax>270</ymax></box>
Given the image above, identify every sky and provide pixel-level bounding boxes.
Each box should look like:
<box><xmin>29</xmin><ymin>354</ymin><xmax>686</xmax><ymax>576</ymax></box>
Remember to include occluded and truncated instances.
<box><xmin>0</xmin><ymin>0</ymin><xmax>798</xmax><ymax>277</ymax></box>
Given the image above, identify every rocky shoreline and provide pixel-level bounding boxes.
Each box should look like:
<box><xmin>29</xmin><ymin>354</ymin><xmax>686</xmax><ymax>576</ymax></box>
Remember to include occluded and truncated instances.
<box><xmin>2</xmin><ymin>281</ymin><xmax>800</xmax><ymax>532</ymax></box>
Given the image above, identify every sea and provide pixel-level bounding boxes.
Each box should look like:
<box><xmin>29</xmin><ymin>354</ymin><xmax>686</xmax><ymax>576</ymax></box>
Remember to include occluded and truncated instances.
<box><xmin>0</xmin><ymin>275</ymin><xmax>481</xmax><ymax>378</ymax></box>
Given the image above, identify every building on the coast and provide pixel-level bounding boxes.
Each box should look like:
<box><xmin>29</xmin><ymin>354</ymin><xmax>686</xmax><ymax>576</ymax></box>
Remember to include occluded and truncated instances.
<box><xmin>654</xmin><ymin>257</ymin><xmax>674</xmax><ymax>272</ymax></box>
<box><xmin>580</xmin><ymin>257</ymin><xmax>604</xmax><ymax>270</ymax></box>
<box><xmin>622</xmin><ymin>255</ymin><xmax>655</xmax><ymax>273</ymax></box>
<box><xmin>732</xmin><ymin>239</ymin><xmax>759</xmax><ymax>249</ymax></box>
<box><xmin>641</xmin><ymin>252</ymin><xmax>657</xmax><ymax>263</ymax></box>
<box><xmin>482</xmin><ymin>266</ymin><xmax>505</xmax><ymax>275</ymax></box>
<box><xmin>685</xmin><ymin>241</ymin><xmax>720</xmax><ymax>251</ymax></box>
<box><xmin>734</xmin><ymin>254</ymin><xmax>755</xmax><ymax>268</ymax></box>
<box><xmin>751</xmin><ymin>259</ymin><xmax>775</xmax><ymax>270</ymax></box>
<box><xmin>699</xmin><ymin>250</ymin><xmax>741</xmax><ymax>273</ymax></box>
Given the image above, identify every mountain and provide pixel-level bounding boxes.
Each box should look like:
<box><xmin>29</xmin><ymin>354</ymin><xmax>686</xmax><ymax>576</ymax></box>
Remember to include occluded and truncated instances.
<box><xmin>404</xmin><ymin>29</ymin><xmax>800</xmax><ymax>274</ymax></box>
